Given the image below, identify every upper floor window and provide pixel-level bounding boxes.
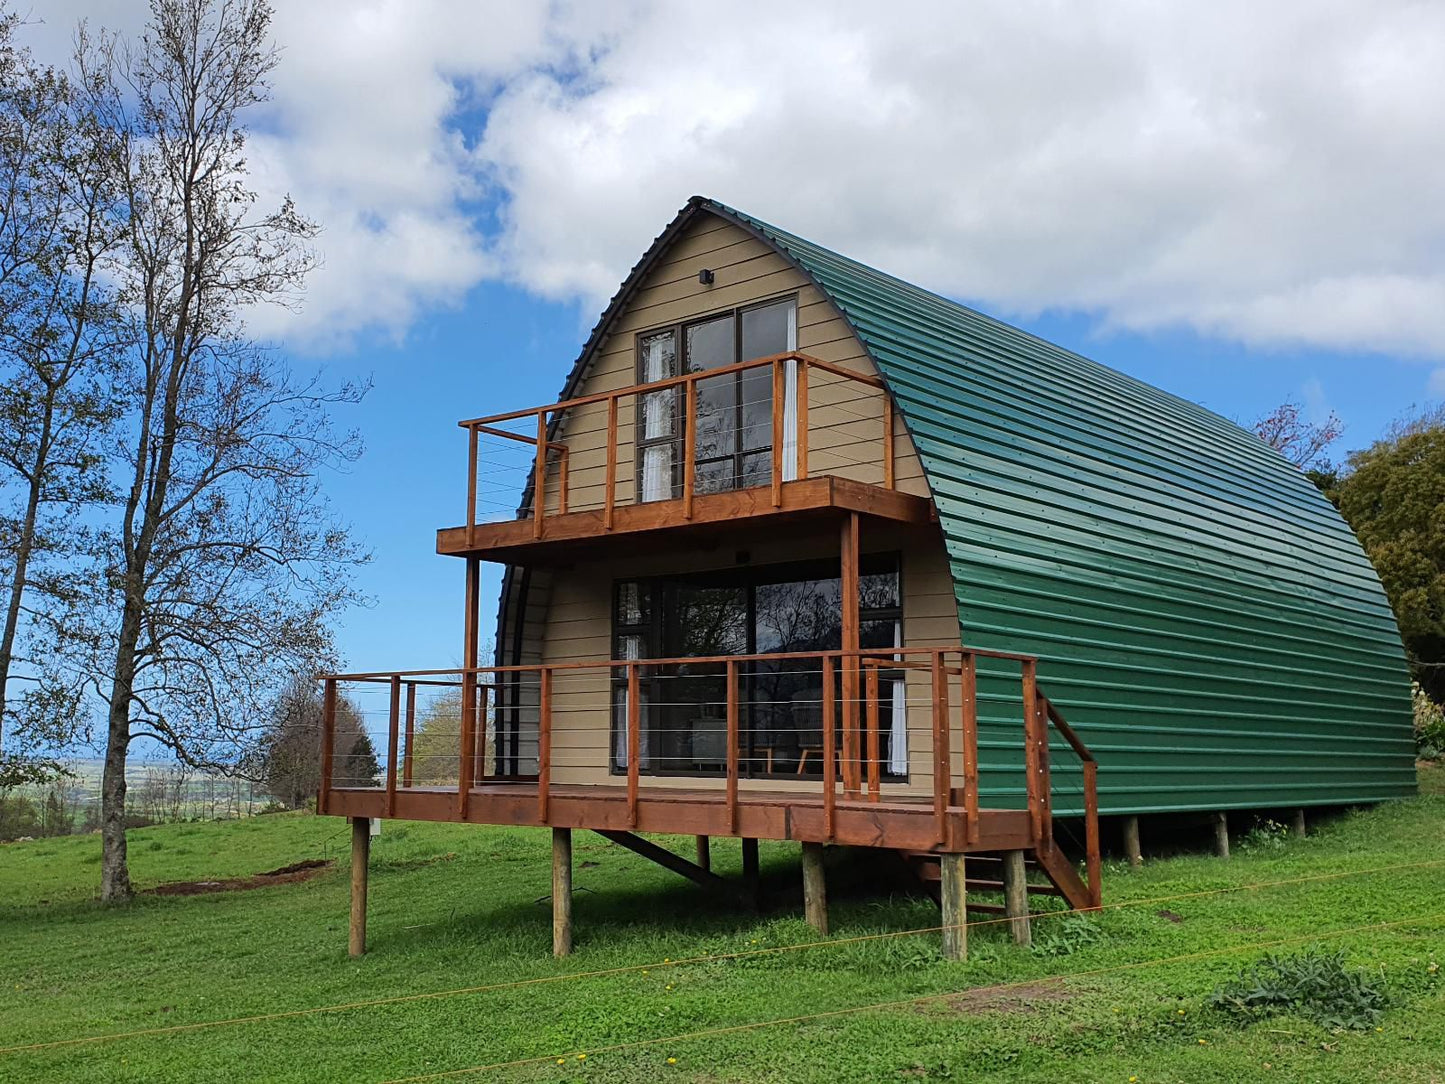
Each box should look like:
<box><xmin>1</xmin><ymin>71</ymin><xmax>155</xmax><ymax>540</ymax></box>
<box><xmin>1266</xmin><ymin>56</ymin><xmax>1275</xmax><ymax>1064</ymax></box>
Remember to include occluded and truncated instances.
<box><xmin>637</xmin><ymin>296</ymin><xmax>797</xmax><ymax>501</ymax></box>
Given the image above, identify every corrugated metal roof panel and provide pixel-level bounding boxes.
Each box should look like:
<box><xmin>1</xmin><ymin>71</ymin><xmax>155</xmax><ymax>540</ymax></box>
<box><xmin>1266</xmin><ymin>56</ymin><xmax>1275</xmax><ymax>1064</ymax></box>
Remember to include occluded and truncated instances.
<box><xmin>704</xmin><ymin>197</ymin><xmax>1416</xmax><ymax>814</ymax></box>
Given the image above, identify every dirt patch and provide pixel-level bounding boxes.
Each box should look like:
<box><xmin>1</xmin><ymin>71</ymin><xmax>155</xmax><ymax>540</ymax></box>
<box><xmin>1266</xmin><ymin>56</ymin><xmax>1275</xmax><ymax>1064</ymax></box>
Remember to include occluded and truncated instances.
<box><xmin>1157</xmin><ymin>909</ymin><xmax>1184</xmax><ymax>923</ymax></box>
<box><xmin>146</xmin><ymin>858</ymin><xmax>334</xmax><ymax>896</ymax></box>
<box><xmin>940</xmin><ymin>980</ymin><xmax>1077</xmax><ymax>1016</ymax></box>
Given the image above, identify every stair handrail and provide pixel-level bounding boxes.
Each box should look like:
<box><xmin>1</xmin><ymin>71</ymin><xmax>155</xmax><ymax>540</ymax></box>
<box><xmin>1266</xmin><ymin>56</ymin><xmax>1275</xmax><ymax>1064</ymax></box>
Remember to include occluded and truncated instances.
<box><xmin>1036</xmin><ymin>689</ymin><xmax>1102</xmax><ymax>910</ymax></box>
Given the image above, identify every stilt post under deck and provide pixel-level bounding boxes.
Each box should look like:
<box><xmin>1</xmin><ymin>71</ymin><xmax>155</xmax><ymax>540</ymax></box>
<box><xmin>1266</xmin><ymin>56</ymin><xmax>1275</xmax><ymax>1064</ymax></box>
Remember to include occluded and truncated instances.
<box><xmin>840</xmin><ymin>512</ymin><xmax>861</xmax><ymax>795</ymax></box>
<box><xmin>1122</xmin><ymin>815</ymin><xmax>1143</xmax><ymax>868</ymax></box>
<box><xmin>1291</xmin><ymin>809</ymin><xmax>1307</xmax><ymax>839</ymax></box>
<box><xmin>349</xmin><ymin>817</ymin><xmax>370</xmax><ymax>957</ymax></box>
<box><xmin>695</xmin><ymin>835</ymin><xmax>711</xmax><ymax>872</ymax></box>
<box><xmin>801</xmin><ymin>843</ymin><xmax>828</xmax><ymax>935</ymax></box>
<box><xmin>1212</xmin><ymin>811</ymin><xmax>1230</xmax><ymax>859</ymax></box>
<box><xmin>1002</xmin><ymin>849</ymin><xmax>1031</xmax><ymax>947</ymax></box>
<box><xmin>941</xmin><ymin>852</ymin><xmax>967</xmax><ymax>961</ymax></box>
<box><xmin>742</xmin><ymin>837</ymin><xmax>760</xmax><ymax>909</ymax></box>
<box><xmin>552</xmin><ymin>827</ymin><xmax>573</xmax><ymax>957</ymax></box>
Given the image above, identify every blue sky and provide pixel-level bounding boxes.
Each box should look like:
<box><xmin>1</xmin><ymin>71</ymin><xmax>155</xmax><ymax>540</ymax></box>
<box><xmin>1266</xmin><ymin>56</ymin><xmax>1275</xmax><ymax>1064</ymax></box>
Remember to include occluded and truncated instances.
<box><xmin>32</xmin><ymin>2</ymin><xmax>1445</xmax><ymax>679</ymax></box>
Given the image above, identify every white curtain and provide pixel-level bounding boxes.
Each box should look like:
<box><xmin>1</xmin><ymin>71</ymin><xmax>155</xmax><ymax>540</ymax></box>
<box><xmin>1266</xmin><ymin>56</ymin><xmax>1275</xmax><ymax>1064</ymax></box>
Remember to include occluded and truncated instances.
<box><xmin>780</xmin><ymin>304</ymin><xmax>799</xmax><ymax>481</ymax></box>
<box><xmin>613</xmin><ymin>637</ymin><xmax>649</xmax><ymax>769</ymax></box>
<box><xmin>889</xmin><ymin>677</ymin><xmax>908</xmax><ymax>775</ymax></box>
<box><xmin>640</xmin><ymin>334</ymin><xmax>674</xmax><ymax>501</ymax></box>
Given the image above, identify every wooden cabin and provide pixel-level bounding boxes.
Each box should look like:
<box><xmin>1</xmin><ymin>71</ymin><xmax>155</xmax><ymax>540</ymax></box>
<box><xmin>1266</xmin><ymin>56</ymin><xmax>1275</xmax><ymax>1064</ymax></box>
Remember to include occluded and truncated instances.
<box><xmin>320</xmin><ymin>197</ymin><xmax>1416</xmax><ymax>959</ymax></box>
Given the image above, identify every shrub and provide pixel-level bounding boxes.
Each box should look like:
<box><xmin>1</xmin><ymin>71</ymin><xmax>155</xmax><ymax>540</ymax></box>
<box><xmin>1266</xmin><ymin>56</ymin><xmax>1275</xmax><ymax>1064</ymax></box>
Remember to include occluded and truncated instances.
<box><xmin>1415</xmin><ymin>684</ymin><xmax>1445</xmax><ymax>760</ymax></box>
<box><xmin>1210</xmin><ymin>949</ymin><xmax>1388</xmax><ymax>1030</ymax></box>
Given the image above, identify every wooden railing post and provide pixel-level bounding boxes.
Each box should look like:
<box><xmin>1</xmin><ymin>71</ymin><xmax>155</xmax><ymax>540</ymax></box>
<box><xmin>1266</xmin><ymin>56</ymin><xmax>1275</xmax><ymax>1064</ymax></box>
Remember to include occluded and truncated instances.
<box><xmin>822</xmin><ymin>654</ymin><xmax>836</xmax><ymax>840</ymax></box>
<box><xmin>402</xmin><ymin>681</ymin><xmax>416</xmax><ymax>788</ymax></box>
<box><xmin>538</xmin><ymin>668</ymin><xmax>552</xmax><ymax>823</ymax></box>
<box><xmin>318</xmin><ymin>677</ymin><xmax>336</xmax><ymax>814</ymax></box>
<box><xmin>458</xmin><ymin>670</ymin><xmax>475</xmax><ymax>819</ymax></box>
<box><xmin>556</xmin><ymin>448</ymin><xmax>569</xmax><ymax>515</ymax></box>
<box><xmin>961</xmin><ymin>653</ymin><xmax>979</xmax><ymax>844</ymax></box>
<box><xmin>865</xmin><ymin>663</ymin><xmax>881</xmax><ymax>802</ymax></box>
<box><xmin>385</xmin><ymin>675</ymin><xmax>401</xmax><ymax>816</ymax></box>
<box><xmin>932</xmin><ymin>651</ymin><xmax>949</xmax><ymax>846</ymax></box>
<box><xmin>466</xmin><ymin>424</ymin><xmax>478</xmax><ymax>548</ymax></box>
<box><xmin>771</xmin><ymin>358</ymin><xmax>784</xmax><ymax>506</ymax></box>
<box><xmin>627</xmin><ymin>663</ymin><xmax>640</xmax><ymax>828</ymax></box>
<box><xmin>797</xmin><ymin>358</ymin><xmax>809</xmax><ymax>480</ymax></box>
<box><xmin>604</xmin><ymin>395</ymin><xmax>618</xmax><ymax>530</ymax></box>
<box><xmin>533</xmin><ymin>410</ymin><xmax>548</xmax><ymax>540</ymax></box>
<box><xmin>726</xmin><ymin>659</ymin><xmax>739</xmax><ymax>833</ymax></box>
<box><xmin>1020</xmin><ymin>659</ymin><xmax>1044</xmax><ymax>848</ymax></box>
<box><xmin>683</xmin><ymin>378</ymin><xmax>697</xmax><ymax>520</ymax></box>
<box><xmin>1036</xmin><ymin>691</ymin><xmax>1053</xmax><ymax>850</ymax></box>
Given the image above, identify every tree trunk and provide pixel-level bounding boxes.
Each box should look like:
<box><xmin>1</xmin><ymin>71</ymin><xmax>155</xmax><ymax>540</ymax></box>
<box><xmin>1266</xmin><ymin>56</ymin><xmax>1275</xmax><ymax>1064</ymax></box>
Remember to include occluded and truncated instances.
<box><xmin>0</xmin><ymin>401</ymin><xmax>54</xmax><ymax>747</ymax></box>
<box><xmin>99</xmin><ymin>588</ymin><xmax>145</xmax><ymax>902</ymax></box>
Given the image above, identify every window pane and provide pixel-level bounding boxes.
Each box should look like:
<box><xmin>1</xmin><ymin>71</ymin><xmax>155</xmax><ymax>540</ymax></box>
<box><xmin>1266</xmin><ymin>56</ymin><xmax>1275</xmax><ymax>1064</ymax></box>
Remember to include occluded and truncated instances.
<box><xmin>860</xmin><ymin>568</ymin><xmax>900</xmax><ymax>611</ymax></box>
<box><xmin>741</xmin><ymin>299</ymin><xmax>794</xmax><ymax>361</ymax></box>
<box><xmin>739</xmin><ymin>365</ymin><xmax>773</xmax><ymax>453</ymax></box>
<box><xmin>641</xmin><ymin>330</ymin><xmax>676</xmax><ymax>382</ymax></box>
<box><xmin>665</xmin><ymin>584</ymin><xmax>748</xmax><ymax>657</ymax></box>
<box><xmin>685</xmin><ymin>315</ymin><xmax>735</xmax><ymax>372</ymax></box>
<box><xmin>755</xmin><ymin>577</ymin><xmax>842</xmax><ymax>654</ymax></box>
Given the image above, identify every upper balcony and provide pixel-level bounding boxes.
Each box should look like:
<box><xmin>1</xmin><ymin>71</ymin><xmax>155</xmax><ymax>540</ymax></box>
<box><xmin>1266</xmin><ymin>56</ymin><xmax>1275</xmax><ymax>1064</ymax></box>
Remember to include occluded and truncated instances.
<box><xmin>438</xmin><ymin>351</ymin><xmax>935</xmax><ymax>563</ymax></box>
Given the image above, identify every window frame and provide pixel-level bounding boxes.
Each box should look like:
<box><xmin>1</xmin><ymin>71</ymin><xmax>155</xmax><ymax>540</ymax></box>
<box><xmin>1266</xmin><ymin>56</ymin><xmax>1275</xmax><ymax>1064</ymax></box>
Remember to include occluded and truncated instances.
<box><xmin>631</xmin><ymin>293</ymin><xmax>799</xmax><ymax>502</ymax></box>
<box><xmin>609</xmin><ymin>552</ymin><xmax>906</xmax><ymax>781</ymax></box>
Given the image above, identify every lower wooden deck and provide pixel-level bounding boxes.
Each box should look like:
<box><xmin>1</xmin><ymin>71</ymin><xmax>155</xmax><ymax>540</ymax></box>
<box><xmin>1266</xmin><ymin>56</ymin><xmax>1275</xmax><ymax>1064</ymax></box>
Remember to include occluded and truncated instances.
<box><xmin>325</xmin><ymin>782</ymin><xmax>1033</xmax><ymax>854</ymax></box>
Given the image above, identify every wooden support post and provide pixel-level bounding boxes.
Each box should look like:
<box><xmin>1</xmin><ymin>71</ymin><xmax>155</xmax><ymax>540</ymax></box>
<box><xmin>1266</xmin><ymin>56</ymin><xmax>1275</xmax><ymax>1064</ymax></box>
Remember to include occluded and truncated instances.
<box><xmin>771</xmin><ymin>359</ymin><xmax>784</xmax><ymax>507</ymax></box>
<box><xmin>865</xmin><ymin>664</ymin><xmax>881</xmax><ymax>802</ymax></box>
<box><xmin>552</xmin><ymin>827</ymin><xmax>573</xmax><ymax>957</ymax></box>
<box><xmin>1123</xmin><ymin>815</ymin><xmax>1143</xmax><ymax>868</ymax></box>
<box><xmin>318</xmin><ymin>678</ymin><xmax>336</xmax><ymax>815</ymax></box>
<box><xmin>349</xmin><ymin>817</ymin><xmax>370</xmax><ymax>958</ymax></box>
<box><xmin>385</xmin><ymin>675</ymin><xmax>401</xmax><ymax>817</ymax></box>
<box><xmin>696</xmin><ymin>835</ymin><xmax>711</xmax><ymax>872</ymax></box>
<box><xmin>458</xmin><ymin>556</ymin><xmax>480</xmax><ymax>819</ymax></box>
<box><xmin>1002</xmin><ymin>849</ymin><xmax>1031</xmax><ymax>947</ymax></box>
<box><xmin>1213</xmin><ymin>811</ymin><xmax>1230</xmax><ymax>859</ymax></box>
<box><xmin>402</xmin><ymin>682</ymin><xmax>416</xmax><ymax>788</ymax></box>
<box><xmin>533</xmin><ymin>409</ymin><xmax>547</xmax><ymax>539</ymax></box>
<box><xmin>538</xmin><ymin>668</ymin><xmax>552</xmax><ymax>823</ymax></box>
<box><xmin>1291</xmin><ymin>808</ymin><xmax>1307</xmax><ymax>839</ymax></box>
<box><xmin>742</xmin><ymin>837</ymin><xmax>760</xmax><ymax>909</ymax></box>
<box><xmin>840</xmin><ymin>513</ymin><xmax>861</xmax><ymax>795</ymax></box>
<box><xmin>466</xmin><ymin>424</ymin><xmax>477</xmax><ymax>548</ymax></box>
<box><xmin>801</xmin><ymin>842</ymin><xmax>827</xmax><ymax>935</ymax></box>
<box><xmin>797</xmin><ymin>360</ymin><xmax>809</xmax><ymax>479</ymax></box>
<box><xmin>940</xmin><ymin>852</ymin><xmax>967</xmax><ymax>961</ymax></box>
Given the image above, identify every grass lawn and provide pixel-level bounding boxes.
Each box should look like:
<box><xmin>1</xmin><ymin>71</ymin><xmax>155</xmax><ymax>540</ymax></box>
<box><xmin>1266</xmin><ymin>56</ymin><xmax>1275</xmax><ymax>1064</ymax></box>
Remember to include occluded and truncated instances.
<box><xmin>1</xmin><ymin>764</ymin><xmax>1442</xmax><ymax>1083</ymax></box>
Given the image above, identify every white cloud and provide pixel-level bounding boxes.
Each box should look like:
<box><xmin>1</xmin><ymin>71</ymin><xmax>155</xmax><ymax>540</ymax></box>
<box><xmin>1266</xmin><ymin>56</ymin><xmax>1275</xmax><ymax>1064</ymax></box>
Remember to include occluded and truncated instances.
<box><xmin>1428</xmin><ymin>368</ymin><xmax>1445</xmax><ymax>398</ymax></box>
<box><xmin>24</xmin><ymin>1</ymin><xmax>1445</xmax><ymax>357</ymax></box>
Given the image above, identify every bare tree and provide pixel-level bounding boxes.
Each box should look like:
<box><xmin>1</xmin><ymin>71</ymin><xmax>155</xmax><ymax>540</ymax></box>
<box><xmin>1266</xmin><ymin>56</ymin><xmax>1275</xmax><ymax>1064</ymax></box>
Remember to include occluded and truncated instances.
<box><xmin>1253</xmin><ymin>400</ymin><xmax>1343</xmax><ymax>473</ymax></box>
<box><xmin>0</xmin><ymin>10</ymin><xmax>126</xmax><ymax>785</ymax></box>
<box><xmin>75</xmin><ymin>0</ymin><xmax>366</xmax><ymax>901</ymax></box>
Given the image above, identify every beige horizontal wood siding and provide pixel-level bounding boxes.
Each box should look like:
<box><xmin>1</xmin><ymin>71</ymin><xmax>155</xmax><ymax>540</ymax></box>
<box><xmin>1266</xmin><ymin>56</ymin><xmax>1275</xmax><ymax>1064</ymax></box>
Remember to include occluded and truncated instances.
<box><xmin>539</xmin><ymin>522</ymin><xmax>959</xmax><ymax>795</ymax></box>
<box><xmin>508</xmin><ymin>211</ymin><xmax>948</xmax><ymax>793</ymax></box>
<box><xmin>516</xmin><ymin>213</ymin><xmax>928</xmax><ymax>519</ymax></box>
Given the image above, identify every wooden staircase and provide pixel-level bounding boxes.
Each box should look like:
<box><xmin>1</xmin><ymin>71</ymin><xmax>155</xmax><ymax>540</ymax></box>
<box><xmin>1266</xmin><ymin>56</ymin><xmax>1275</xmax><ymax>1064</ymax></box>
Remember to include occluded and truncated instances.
<box><xmin>899</xmin><ymin>842</ymin><xmax>1095</xmax><ymax>914</ymax></box>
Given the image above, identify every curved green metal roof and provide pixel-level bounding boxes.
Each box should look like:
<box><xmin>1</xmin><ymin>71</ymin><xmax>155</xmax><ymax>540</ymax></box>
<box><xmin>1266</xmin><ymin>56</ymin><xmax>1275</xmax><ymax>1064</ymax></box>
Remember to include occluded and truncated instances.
<box><xmin>694</xmin><ymin>196</ymin><xmax>1416</xmax><ymax>814</ymax></box>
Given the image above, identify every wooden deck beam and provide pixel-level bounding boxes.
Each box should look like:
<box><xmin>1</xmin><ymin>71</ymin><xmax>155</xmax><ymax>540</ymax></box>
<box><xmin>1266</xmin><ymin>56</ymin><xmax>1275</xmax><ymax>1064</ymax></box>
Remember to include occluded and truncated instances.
<box><xmin>435</xmin><ymin>476</ymin><xmax>931</xmax><ymax>564</ymax></box>
<box><xmin>326</xmin><ymin>784</ymin><xmax>1033</xmax><ymax>854</ymax></box>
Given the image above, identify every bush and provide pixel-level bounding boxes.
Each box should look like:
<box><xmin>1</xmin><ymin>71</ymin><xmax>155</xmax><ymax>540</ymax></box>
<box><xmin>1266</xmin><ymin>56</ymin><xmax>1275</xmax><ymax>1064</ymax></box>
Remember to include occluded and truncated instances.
<box><xmin>1030</xmin><ymin>914</ymin><xmax>1102</xmax><ymax>957</ymax></box>
<box><xmin>1210</xmin><ymin>949</ymin><xmax>1388</xmax><ymax>1030</ymax></box>
<box><xmin>1415</xmin><ymin>684</ymin><xmax>1445</xmax><ymax>760</ymax></box>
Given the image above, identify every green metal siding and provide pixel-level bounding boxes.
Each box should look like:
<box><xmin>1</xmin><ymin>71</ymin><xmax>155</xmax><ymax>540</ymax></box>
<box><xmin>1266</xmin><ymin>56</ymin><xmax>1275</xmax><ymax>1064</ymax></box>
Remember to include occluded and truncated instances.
<box><xmin>706</xmin><ymin>198</ymin><xmax>1417</xmax><ymax>815</ymax></box>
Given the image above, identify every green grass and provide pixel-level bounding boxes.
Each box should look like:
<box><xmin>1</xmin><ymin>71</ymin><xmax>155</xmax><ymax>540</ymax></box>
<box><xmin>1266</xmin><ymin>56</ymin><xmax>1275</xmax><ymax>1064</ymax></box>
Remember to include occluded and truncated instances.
<box><xmin>1</xmin><ymin>764</ymin><xmax>1441</xmax><ymax>1083</ymax></box>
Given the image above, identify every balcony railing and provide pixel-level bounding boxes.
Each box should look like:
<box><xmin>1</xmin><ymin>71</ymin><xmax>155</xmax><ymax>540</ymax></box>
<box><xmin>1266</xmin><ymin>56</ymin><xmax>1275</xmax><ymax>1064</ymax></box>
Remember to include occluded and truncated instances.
<box><xmin>317</xmin><ymin>645</ymin><xmax>1099</xmax><ymax>890</ymax></box>
<box><xmin>457</xmin><ymin>351</ymin><xmax>897</xmax><ymax>544</ymax></box>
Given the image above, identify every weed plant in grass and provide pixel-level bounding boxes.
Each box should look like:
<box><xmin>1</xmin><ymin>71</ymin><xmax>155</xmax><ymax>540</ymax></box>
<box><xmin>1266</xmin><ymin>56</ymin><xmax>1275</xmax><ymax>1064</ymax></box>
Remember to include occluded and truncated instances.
<box><xmin>0</xmin><ymin>764</ymin><xmax>1440</xmax><ymax>1082</ymax></box>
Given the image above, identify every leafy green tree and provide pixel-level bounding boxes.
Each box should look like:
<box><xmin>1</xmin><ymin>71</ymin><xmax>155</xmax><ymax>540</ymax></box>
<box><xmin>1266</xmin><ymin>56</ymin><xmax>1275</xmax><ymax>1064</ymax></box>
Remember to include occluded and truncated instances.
<box><xmin>1332</xmin><ymin>408</ymin><xmax>1445</xmax><ymax>700</ymax></box>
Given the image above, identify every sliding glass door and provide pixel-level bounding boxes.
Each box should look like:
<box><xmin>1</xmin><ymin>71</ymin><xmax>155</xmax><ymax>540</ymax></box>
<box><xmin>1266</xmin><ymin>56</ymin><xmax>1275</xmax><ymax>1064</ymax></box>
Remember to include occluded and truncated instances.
<box><xmin>612</xmin><ymin>555</ymin><xmax>905</xmax><ymax>781</ymax></box>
